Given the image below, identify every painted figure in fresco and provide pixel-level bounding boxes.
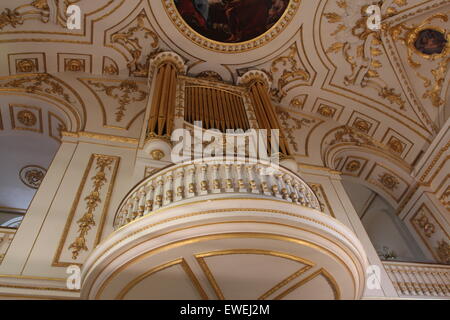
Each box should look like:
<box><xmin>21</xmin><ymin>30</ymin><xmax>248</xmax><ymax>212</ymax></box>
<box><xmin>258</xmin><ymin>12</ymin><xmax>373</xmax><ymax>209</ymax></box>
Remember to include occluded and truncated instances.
<box><xmin>175</xmin><ymin>0</ymin><xmax>207</xmax><ymax>31</ymax></box>
<box><xmin>224</xmin><ymin>0</ymin><xmax>272</xmax><ymax>42</ymax></box>
<box><xmin>194</xmin><ymin>0</ymin><xmax>210</xmax><ymax>20</ymax></box>
<box><xmin>414</xmin><ymin>29</ymin><xmax>448</xmax><ymax>55</ymax></box>
<box><xmin>175</xmin><ymin>0</ymin><xmax>289</xmax><ymax>43</ymax></box>
<box><xmin>267</xmin><ymin>0</ymin><xmax>288</xmax><ymax>26</ymax></box>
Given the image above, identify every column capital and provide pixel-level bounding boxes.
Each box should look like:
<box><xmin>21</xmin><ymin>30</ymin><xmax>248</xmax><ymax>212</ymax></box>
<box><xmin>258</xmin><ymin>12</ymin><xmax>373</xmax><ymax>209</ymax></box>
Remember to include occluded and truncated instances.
<box><xmin>237</xmin><ymin>70</ymin><xmax>272</xmax><ymax>90</ymax></box>
<box><xmin>148</xmin><ymin>51</ymin><xmax>186</xmax><ymax>80</ymax></box>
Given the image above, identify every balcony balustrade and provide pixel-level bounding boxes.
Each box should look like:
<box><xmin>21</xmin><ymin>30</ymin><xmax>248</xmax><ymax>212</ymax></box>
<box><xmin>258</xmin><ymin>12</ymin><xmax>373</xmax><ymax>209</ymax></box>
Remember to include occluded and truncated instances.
<box><xmin>383</xmin><ymin>261</ymin><xmax>450</xmax><ymax>298</ymax></box>
<box><xmin>114</xmin><ymin>158</ymin><xmax>321</xmax><ymax>229</ymax></box>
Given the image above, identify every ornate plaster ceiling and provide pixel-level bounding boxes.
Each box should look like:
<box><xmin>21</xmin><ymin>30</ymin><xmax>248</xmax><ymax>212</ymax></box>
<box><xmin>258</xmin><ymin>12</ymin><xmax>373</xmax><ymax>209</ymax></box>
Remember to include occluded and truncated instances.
<box><xmin>0</xmin><ymin>0</ymin><xmax>448</xmax><ymax>211</ymax></box>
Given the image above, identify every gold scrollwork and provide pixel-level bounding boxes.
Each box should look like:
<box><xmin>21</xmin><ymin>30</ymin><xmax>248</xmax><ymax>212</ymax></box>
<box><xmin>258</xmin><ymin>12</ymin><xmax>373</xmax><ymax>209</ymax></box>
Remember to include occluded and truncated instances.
<box><xmin>68</xmin><ymin>155</ymin><xmax>116</xmax><ymax>260</ymax></box>
<box><xmin>110</xmin><ymin>11</ymin><xmax>160</xmax><ymax>77</ymax></box>
<box><xmin>87</xmin><ymin>80</ymin><xmax>147</xmax><ymax>123</ymax></box>
<box><xmin>0</xmin><ymin>0</ymin><xmax>50</xmax><ymax>30</ymax></box>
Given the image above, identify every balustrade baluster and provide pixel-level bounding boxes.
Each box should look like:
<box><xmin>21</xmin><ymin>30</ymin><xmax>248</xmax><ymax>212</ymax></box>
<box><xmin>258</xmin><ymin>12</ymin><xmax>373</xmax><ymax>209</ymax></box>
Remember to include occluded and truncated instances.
<box><xmin>175</xmin><ymin>167</ymin><xmax>185</xmax><ymax>201</ymax></box>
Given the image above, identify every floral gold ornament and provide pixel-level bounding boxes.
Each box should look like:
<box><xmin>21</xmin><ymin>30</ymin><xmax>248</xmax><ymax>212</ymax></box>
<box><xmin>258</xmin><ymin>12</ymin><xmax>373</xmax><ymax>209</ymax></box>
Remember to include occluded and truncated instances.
<box><xmin>87</xmin><ymin>80</ymin><xmax>147</xmax><ymax>122</ymax></box>
<box><xmin>16</xmin><ymin>59</ymin><xmax>37</xmax><ymax>73</ymax></box>
<box><xmin>196</xmin><ymin>71</ymin><xmax>223</xmax><ymax>82</ymax></box>
<box><xmin>324</xmin><ymin>1</ymin><xmax>405</xmax><ymax>109</ymax></box>
<box><xmin>19</xmin><ymin>165</ymin><xmax>47</xmax><ymax>189</ymax></box>
<box><xmin>415</xmin><ymin>214</ymin><xmax>436</xmax><ymax>238</ymax></box>
<box><xmin>352</xmin><ymin>118</ymin><xmax>371</xmax><ymax>134</ymax></box>
<box><xmin>0</xmin><ymin>74</ymin><xmax>73</xmax><ymax>104</ymax></box>
<box><xmin>0</xmin><ymin>0</ymin><xmax>50</xmax><ymax>30</ymax></box>
<box><xmin>378</xmin><ymin>173</ymin><xmax>399</xmax><ymax>191</ymax></box>
<box><xmin>110</xmin><ymin>11</ymin><xmax>159</xmax><ymax>77</ymax></box>
<box><xmin>318</xmin><ymin>105</ymin><xmax>336</xmax><ymax>118</ymax></box>
<box><xmin>263</xmin><ymin>44</ymin><xmax>310</xmax><ymax>102</ymax></box>
<box><xmin>276</xmin><ymin>109</ymin><xmax>314</xmax><ymax>153</ymax></box>
<box><xmin>345</xmin><ymin>160</ymin><xmax>361</xmax><ymax>173</ymax></box>
<box><xmin>68</xmin><ymin>155</ymin><xmax>115</xmax><ymax>260</ymax></box>
<box><xmin>440</xmin><ymin>186</ymin><xmax>450</xmax><ymax>211</ymax></box>
<box><xmin>390</xmin><ymin>14</ymin><xmax>449</xmax><ymax>107</ymax></box>
<box><xmin>64</xmin><ymin>59</ymin><xmax>85</xmax><ymax>72</ymax></box>
<box><xmin>387</xmin><ymin>137</ymin><xmax>405</xmax><ymax>154</ymax></box>
<box><xmin>436</xmin><ymin>240</ymin><xmax>450</xmax><ymax>264</ymax></box>
<box><xmin>290</xmin><ymin>95</ymin><xmax>307</xmax><ymax>109</ymax></box>
<box><xmin>17</xmin><ymin>110</ymin><xmax>37</xmax><ymax>127</ymax></box>
<box><xmin>151</xmin><ymin>150</ymin><xmax>165</xmax><ymax>161</ymax></box>
<box><xmin>103</xmin><ymin>57</ymin><xmax>119</xmax><ymax>76</ymax></box>
<box><xmin>391</xmin><ymin>14</ymin><xmax>450</xmax><ymax>66</ymax></box>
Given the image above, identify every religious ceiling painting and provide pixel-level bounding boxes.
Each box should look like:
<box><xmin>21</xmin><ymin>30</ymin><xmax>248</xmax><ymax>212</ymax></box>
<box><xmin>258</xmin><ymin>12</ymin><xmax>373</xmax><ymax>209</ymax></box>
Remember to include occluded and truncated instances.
<box><xmin>174</xmin><ymin>0</ymin><xmax>290</xmax><ymax>43</ymax></box>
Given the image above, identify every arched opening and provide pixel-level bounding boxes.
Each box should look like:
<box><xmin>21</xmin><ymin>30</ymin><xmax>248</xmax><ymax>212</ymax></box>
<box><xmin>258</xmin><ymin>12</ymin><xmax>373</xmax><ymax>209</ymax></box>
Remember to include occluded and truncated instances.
<box><xmin>342</xmin><ymin>180</ymin><xmax>433</xmax><ymax>263</ymax></box>
<box><xmin>0</xmin><ymin>97</ymin><xmax>70</xmax><ymax>262</ymax></box>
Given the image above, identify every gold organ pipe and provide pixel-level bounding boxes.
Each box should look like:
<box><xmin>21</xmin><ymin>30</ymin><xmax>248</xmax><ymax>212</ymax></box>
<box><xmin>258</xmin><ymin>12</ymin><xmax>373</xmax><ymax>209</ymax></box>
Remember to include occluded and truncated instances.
<box><xmin>211</xmin><ymin>88</ymin><xmax>219</xmax><ymax>129</ymax></box>
<box><xmin>148</xmin><ymin>62</ymin><xmax>180</xmax><ymax>138</ymax></box>
<box><xmin>157</xmin><ymin>64</ymin><xmax>170</xmax><ymax>136</ymax></box>
<box><xmin>166</xmin><ymin>64</ymin><xmax>177</xmax><ymax>135</ymax></box>
<box><xmin>220</xmin><ymin>90</ymin><xmax>229</xmax><ymax>130</ymax></box>
<box><xmin>232</xmin><ymin>94</ymin><xmax>244</xmax><ymax>130</ymax></box>
<box><xmin>148</xmin><ymin>66</ymin><xmax>164</xmax><ymax>134</ymax></box>
<box><xmin>216</xmin><ymin>89</ymin><xmax>226</xmax><ymax>131</ymax></box>
<box><xmin>248</xmin><ymin>80</ymin><xmax>291</xmax><ymax>156</ymax></box>
<box><xmin>237</xmin><ymin>94</ymin><xmax>249</xmax><ymax>131</ymax></box>
<box><xmin>184</xmin><ymin>85</ymin><xmax>250</xmax><ymax>131</ymax></box>
<box><xmin>205</xmin><ymin>88</ymin><xmax>212</xmax><ymax>129</ymax></box>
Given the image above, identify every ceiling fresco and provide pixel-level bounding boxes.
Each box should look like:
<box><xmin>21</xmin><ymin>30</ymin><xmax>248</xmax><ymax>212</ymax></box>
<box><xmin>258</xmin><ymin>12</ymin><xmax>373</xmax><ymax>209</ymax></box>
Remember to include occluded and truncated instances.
<box><xmin>173</xmin><ymin>0</ymin><xmax>290</xmax><ymax>43</ymax></box>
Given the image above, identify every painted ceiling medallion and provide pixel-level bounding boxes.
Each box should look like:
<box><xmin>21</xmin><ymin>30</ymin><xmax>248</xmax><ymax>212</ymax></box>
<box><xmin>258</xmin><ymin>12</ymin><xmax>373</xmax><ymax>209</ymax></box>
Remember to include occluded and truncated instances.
<box><xmin>166</xmin><ymin>0</ymin><xmax>300</xmax><ymax>53</ymax></box>
<box><xmin>414</xmin><ymin>28</ymin><xmax>448</xmax><ymax>56</ymax></box>
<box><xmin>19</xmin><ymin>165</ymin><xmax>47</xmax><ymax>189</ymax></box>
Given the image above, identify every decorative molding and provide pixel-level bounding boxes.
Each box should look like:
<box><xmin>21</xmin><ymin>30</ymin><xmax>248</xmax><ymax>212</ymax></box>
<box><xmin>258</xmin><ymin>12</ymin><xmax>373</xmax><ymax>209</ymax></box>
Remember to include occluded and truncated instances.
<box><xmin>87</xmin><ymin>80</ymin><xmax>147</xmax><ymax>123</ymax></box>
<box><xmin>53</xmin><ymin>154</ymin><xmax>120</xmax><ymax>266</ymax></box>
<box><xmin>0</xmin><ymin>1</ymin><xmax>50</xmax><ymax>31</ymax></box>
<box><xmin>19</xmin><ymin>165</ymin><xmax>47</xmax><ymax>189</ymax></box>
<box><xmin>108</xmin><ymin>10</ymin><xmax>160</xmax><ymax>78</ymax></box>
<box><xmin>263</xmin><ymin>43</ymin><xmax>311</xmax><ymax>102</ymax></box>
<box><xmin>410</xmin><ymin>204</ymin><xmax>450</xmax><ymax>264</ymax></box>
<box><xmin>163</xmin><ymin>0</ymin><xmax>301</xmax><ymax>53</ymax></box>
<box><xmin>62</xmin><ymin>131</ymin><xmax>139</xmax><ymax>145</ymax></box>
<box><xmin>9</xmin><ymin>104</ymin><xmax>43</xmax><ymax>133</ymax></box>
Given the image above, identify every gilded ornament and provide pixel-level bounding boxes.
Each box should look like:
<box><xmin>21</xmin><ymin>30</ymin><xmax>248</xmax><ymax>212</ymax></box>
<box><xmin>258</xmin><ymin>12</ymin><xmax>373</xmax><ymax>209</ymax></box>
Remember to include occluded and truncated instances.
<box><xmin>436</xmin><ymin>240</ymin><xmax>450</xmax><ymax>264</ymax></box>
<box><xmin>353</xmin><ymin>119</ymin><xmax>371</xmax><ymax>133</ymax></box>
<box><xmin>345</xmin><ymin>160</ymin><xmax>361</xmax><ymax>173</ymax></box>
<box><xmin>389</xmin><ymin>14</ymin><xmax>449</xmax><ymax>107</ymax></box>
<box><xmin>439</xmin><ymin>186</ymin><xmax>450</xmax><ymax>211</ymax></box>
<box><xmin>17</xmin><ymin>110</ymin><xmax>37</xmax><ymax>127</ymax></box>
<box><xmin>65</xmin><ymin>59</ymin><xmax>85</xmax><ymax>72</ymax></box>
<box><xmin>0</xmin><ymin>1</ymin><xmax>50</xmax><ymax>30</ymax></box>
<box><xmin>378</xmin><ymin>173</ymin><xmax>399</xmax><ymax>190</ymax></box>
<box><xmin>415</xmin><ymin>214</ymin><xmax>436</xmax><ymax>238</ymax></box>
<box><xmin>318</xmin><ymin>105</ymin><xmax>336</xmax><ymax>118</ymax></box>
<box><xmin>276</xmin><ymin>109</ymin><xmax>314</xmax><ymax>153</ymax></box>
<box><xmin>68</xmin><ymin>156</ymin><xmax>114</xmax><ymax>260</ymax></box>
<box><xmin>325</xmin><ymin>1</ymin><xmax>405</xmax><ymax>109</ymax></box>
<box><xmin>196</xmin><ymin>71</ymin><xmax>223</xmax><ymax>82</ymax></box>
<box><xmin>387</xmin><ymin>137</ymin><xmax>404</xmax><ymax>154</ymax></box>
<box><xmin>151</xmin><ymin>150</ymin><xmax>165</xmax><ymax>161</ymax></box>
<box><xmin>0</xmin><ymin>74</ymin><xmax>73</xmax><ymax>104</ymax></box>
<box><xmin>88</xmin><ymin>80</ymin><xmax>147</xmax><ymax>122</ymax></box>
<box><xmin>16</xmin><ymin>59</ymin><xmax>37</xmax><ymax>73</ymax></box>
<box><xmin>110</xmin><ymin>11</ymin><xmax>159</xmax><ymax>77</ymax></box>
<box><xmin>19</xmin><ymin>165</ymin><xmax>47</xmax><ymax>189</ymax></box>
<box><xmin>263</xmin><ymin>44</ymin><xmax>310</xmax><ymax>102</ymax></box>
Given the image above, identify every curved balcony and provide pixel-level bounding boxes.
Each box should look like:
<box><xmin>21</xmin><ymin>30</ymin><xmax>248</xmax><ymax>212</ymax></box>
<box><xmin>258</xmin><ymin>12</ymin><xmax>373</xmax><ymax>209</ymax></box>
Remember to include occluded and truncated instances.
<box><xmin>82</xmin><ymin>159</ymin><xmax>369</xmax><ymax>300</ymax></box>
<box><xmin>114</xmin><ymin>159</ymin><xmax>322</xmax><ymax>229</ymax></box>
